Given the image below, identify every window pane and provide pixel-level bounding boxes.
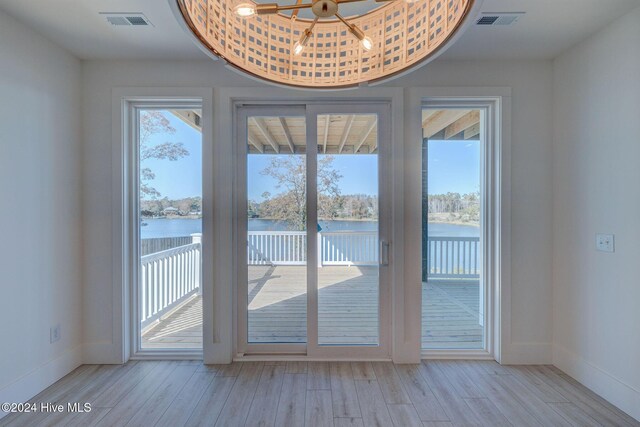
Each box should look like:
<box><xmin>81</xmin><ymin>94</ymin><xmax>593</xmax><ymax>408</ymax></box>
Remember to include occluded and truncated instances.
<box><xmin>247</xmin><ymin>116</ymin><xmax>307</xmax><ymax>344</ymax></box>
<box><xmin>422</xmin><ymin>108</ymin><xmax>484</xmax><ymax>350</ymax></box>
<box><xmin>139</xmin><ymin>108</ymin><xmax>203</xmax><ymax>350</ymax></box>
<box><xmin>317</xmin><ymin>114</ymin><xmax>379</xmax><ymax>346</ymax></box>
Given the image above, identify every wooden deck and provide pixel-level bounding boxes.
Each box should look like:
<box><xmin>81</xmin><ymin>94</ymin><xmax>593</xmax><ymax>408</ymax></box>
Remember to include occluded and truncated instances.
<box><xmin>142</xmin><ymin>266</ymin><xmax>482</xmax><ymax>349</ymax></box>
<box><xmin>142</xmin><ymin>295</ymin><xmax>203</xmax><ymax>349</ymax></box>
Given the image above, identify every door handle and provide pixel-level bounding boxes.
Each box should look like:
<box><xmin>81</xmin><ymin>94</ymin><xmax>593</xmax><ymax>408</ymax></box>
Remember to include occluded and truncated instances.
<box><xmin>380</xmin><ymin>240</ymin><xmax>390</xmax><ymax>266</ymax></box>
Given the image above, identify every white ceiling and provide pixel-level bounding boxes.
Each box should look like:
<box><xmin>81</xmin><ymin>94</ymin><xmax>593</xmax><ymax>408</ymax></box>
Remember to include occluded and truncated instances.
<box><xmin>0</xmin><ymin>0</ymin><xmax>638</xmax><ymax>61</ymax></box>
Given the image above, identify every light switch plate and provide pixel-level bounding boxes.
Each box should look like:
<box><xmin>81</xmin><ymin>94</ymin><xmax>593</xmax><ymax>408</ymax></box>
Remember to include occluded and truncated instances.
<box><xmin>596</xmin><ymin>234</ymin><xmax>615</xmax><ymax>253</ymax></box>
<box><xmin>50</xmin><ymin>324</ymin><xmax>61</xmax><ymax>343</ymax></box>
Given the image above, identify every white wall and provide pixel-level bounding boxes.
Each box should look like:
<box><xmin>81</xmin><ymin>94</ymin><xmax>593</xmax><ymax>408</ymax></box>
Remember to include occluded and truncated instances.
<box><xmin>81</xmin><ymin>58</ymin><xmax>554</xmax><ymax>364</ymax></box>
<box><xmin>0</xmin><ymin>9</ymin><xmax>83</xmax><ymax>415</ymax></box>
<box><xmin>552</xmin><ymin>6</ymin><xmax>640</xmax><ymax>421</ymax></box>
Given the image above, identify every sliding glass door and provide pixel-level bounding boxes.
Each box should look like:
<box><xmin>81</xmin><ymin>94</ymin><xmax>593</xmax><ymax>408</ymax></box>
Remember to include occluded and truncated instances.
<box><xmin>237</xmin><ymin>103</ymin><xmax>390</xmax><ymax>357</ymax></box>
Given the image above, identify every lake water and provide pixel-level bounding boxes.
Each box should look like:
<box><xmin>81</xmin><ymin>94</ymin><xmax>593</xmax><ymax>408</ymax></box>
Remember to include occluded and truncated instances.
<box><xmin>141</xmin><ymin>218</ymin><xmax>479</xmax><ymax>239</ymax></box>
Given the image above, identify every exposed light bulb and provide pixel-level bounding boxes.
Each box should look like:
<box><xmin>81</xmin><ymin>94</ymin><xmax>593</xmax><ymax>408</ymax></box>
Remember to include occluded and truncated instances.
<box><xmin>361</xmin><ymin>36</ymin><xmax>373</xmax><ymax>51</ymax></box>
<box><xmin>293</xmin><ymin>27</ymin><xmax>314</xmax><ymax>56</ymax></box>
<box><xmin>234</xmin><ymin>3</ymin><xmax>256</xmax><ymax>17</ymax></box>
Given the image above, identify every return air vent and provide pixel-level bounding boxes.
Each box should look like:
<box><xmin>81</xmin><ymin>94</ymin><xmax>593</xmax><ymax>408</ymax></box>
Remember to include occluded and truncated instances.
<box><xmin>476</xmin><ymin>12</ymin><xmax>524</xmax><ymax>26</ymax></box>
<box><xmin>101</xmin><ymin>13</ymin><xmax>153</xmax><ymax>27</ymax></box>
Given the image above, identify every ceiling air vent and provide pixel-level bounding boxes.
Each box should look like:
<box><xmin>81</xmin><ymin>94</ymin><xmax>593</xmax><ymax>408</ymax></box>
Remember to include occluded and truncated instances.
<box><xmin>476</xmin><ymin>12</ymin><xmax>524</xmax><ymax>26</ymax></box>
<box><xmin>101</xmin><ymin>13</ymin><xmax>153</xmax><ymax>27</ymax></box>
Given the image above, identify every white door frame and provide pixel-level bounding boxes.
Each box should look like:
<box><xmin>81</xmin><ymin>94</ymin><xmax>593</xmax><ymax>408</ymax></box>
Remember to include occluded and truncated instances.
<box><xmin>405</xmin><ymin>88</ymin><xmax>511</xmax><ymax>362</ymax></box>
<box><xmin>234</xmin><ymin>102</ymin><xmax>392</xmax><ymax>359</ymax></box>
<box><xmin>112</xmin><ymin>87</ymin><xmax>213</xmax><ymax>361</ymax></box>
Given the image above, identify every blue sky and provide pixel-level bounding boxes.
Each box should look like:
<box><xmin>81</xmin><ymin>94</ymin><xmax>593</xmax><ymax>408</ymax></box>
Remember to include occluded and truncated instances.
<box><xmin>140</xmin><ymin>111</ymin><xmax>479</xmax><ymax>200</ymax></box>
<box><xmin>428</xmin><ymin>139</ymin><xmax>480</xmax><ymax>194</ymax></box>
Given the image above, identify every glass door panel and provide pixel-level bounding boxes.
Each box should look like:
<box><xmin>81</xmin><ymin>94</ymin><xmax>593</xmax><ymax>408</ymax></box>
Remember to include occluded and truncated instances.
<box><xmin>138</xmin><ymin>108</ymin><xmax>203</xmax><ymax>351</ymax></box>
<box><xmin>245</xmin><ymin>114</ymin><xmax>307</xmax><ymax>345</ymax></box>
<box><xmin>316</xmin><ymin>114</ymin><xmax>380</xmax><ymax>346</ymax></box>
<box><xmin>421</xmin><ymin>108</ymin><xmax>485</xmax><ymax>350</ymax></box>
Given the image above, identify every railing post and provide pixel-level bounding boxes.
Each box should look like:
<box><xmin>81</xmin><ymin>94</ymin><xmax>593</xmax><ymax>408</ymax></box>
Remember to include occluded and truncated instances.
<box><xmin>191</xmin><ymin>233</ymin><xmax>202</xmax><ymax>245</ymax></box>
<box><xmin>191</xmin><ymin>233</ymin><xmax>202</xmax><ymax>295</ymax></box>
<box><xmin>317</xmin><ymin>232</ymin><xmax>323</xmax><ymax>268</ymax></box>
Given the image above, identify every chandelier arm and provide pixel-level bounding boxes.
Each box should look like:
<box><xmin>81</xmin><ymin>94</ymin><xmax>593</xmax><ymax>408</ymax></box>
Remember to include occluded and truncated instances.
<box><xmin>291</xmin><ymin>0</ymin><xmax>304</xmax><ymax>19</ymax></box>
<box><xmin>334</xmin><ymin>12</ymin><xmax>353</xmax><ymax>29</ymax></box>
<box><xmin>308</xmin><ymin>16</ymin><xmax>320</xmax><ymax>31</ymax></box>
<box><xmin>261</xmin><ymin>0</ymin><xmax>370</xmax><ymax>16</ymax></box>
<box><xmin>274</xmin><ymin>3</ymin><xmax>314</xmax><ymax>11</ymax></box>
<box><xmin>336</xmin><ymin>0</ymin><xmax>371</xmax><ymax>4</ymax></box>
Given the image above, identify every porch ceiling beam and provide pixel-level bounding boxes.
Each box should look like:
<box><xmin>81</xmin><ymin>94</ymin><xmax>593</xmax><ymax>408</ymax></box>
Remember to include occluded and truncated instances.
<box><xmin>278</xmin><ymin>117</ymin><xmax>296</xmax><ymax>153</ymax></box>
<box><xmin>338</xmin><ymin>115</ymin><xmax>355</xmax><ymax>154</ymax></box>
<box><xmin>252</xmin><ymin>117</ymin><xmax>280</xmax><ymax>153</ymax></box>
<box><xmin>464</xmin><ymin>122</ymin><xmax>481</xmax><ymax>140</ymax></box>
<box><xmin>323</xmin><ymin>115</ymin><xmax>330</xmax><ymax>153</ymax></box>
<box><xmin>169</xmin><ymin>109</ymin><xmax>201</xmax><ymax>131</ymax></box>
<box><xmin>422</xmin><ymin>109</ymin><xmax>469</xmax><ymax>139</ymax></box>
<box><xmin>247</xmin><ymin>135</ymin><xmax>265</xmax><ymax>153</ymax></box>
<box><xmin>354</xmin><ymin>118</ymin><xmax>377</xmax><ymax>153</ymax></box>
<box><xmin>444</xmin><ymin>110</ymin><xmax>480</xmax><ymax>140</ymax></box>
<box><xmin>422</xmin><ymin>109</ymin><xmax>439</xmax><ymax>124</ymax></box>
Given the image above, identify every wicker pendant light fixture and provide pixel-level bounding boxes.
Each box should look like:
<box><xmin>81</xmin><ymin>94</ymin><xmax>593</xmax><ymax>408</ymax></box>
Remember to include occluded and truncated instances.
<box><xmin>175</xmin><ymin>0</ymin><xmax>477</xmax><ymax>88</ymax></box>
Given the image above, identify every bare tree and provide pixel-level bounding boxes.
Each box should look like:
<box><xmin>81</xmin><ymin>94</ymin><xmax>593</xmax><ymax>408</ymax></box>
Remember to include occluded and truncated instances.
<box><xmin>139</xmin><ymin>111</ymin><xmax>189</xmax><ymax>199</ymax></box>
<box><xmin>258</xmin><ymin>155</ymin><xmax>342</xmax><ymax>230</ymax></box>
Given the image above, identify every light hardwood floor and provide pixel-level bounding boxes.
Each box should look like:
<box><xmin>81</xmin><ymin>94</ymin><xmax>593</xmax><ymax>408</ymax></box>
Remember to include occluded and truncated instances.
<box><xmin>2</xmin><ymin>360</ymin><xmax>637</xmax><ymax>427</ymax></box>
<box><xmin>142</xmin><ymin>266</ymin><xmax>482</xmax><ymax>349</ymax></box>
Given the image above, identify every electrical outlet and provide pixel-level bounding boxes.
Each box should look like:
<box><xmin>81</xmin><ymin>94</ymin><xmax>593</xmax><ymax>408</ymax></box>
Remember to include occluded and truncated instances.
<box><xmin>596</xmin><ymin>234</ymin><xmax>615</xmax><ymax>253</ymax></box>
<box><xmin>50</xmin><ymin>324</ymin><xmax>61</xmax><ymax>343</ymax></box>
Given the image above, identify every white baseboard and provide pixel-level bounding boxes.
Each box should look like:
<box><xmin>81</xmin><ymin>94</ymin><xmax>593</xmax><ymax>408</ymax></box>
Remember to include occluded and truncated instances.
<box><xmin>0</xmin><ymin>345</ymin><xmax>83</xmax><ymax>420</ymax></box>
<box><xmin>553</xmin><ymin>344</ymin><xmax>640</xmax><ymax>422</ymax></box>
<box><xmin>501</xmin><ymin>342</ymin><xmax>552</xmax><ymax>364</ymax></box>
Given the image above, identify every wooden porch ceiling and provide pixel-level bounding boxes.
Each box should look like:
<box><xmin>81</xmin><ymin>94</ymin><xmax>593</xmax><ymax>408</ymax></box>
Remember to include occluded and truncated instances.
<box><xmin>423</xmin><ymin>109</ymin><xmax>481</xmax><ymax>140</ymax></box>
<box><xmin>247</xmin><ymin>115</ymin><xmax>379</xmax><ymax>155</ymax></box>
<box><xmin>168</xmin><ymin>108</ymin><xmax>481</xmax><ymax>154</ymax></box>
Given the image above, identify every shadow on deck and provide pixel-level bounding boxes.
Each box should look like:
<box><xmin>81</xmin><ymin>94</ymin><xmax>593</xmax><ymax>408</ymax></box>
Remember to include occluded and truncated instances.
<box><xmin>141</xmin><ymin>266</ymin><xmax>482</xmax><ymax>350</ymax></box>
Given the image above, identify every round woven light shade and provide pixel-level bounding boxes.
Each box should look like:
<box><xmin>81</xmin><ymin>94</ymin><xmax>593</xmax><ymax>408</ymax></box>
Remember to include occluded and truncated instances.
<box><xmin>176</xmin><ymin>0</ymin><xmax>474</xmax><ymax>88</ymax></box>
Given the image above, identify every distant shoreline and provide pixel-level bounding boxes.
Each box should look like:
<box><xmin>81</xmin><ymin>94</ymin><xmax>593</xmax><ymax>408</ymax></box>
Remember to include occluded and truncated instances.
<box><xmin>142</xmin><ymin>216</ymin><xmax>479</xmax><ymax>227</ymax></box>
<box><xmin>428</xmin><ymin>219</ymin><xmax>479</xmax><ymax>227</ymax></box>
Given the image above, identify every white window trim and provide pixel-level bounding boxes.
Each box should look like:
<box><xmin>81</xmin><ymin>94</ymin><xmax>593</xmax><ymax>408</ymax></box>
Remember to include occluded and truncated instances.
<box><xmin>111</xmin><ymin>87</ymin><xmax>213</xmax><ymax>361</ymax></box>
<box><xmin>405</xmin><ymin>88</ymin><xmax>512</xmax><ymax>363</ymax></box>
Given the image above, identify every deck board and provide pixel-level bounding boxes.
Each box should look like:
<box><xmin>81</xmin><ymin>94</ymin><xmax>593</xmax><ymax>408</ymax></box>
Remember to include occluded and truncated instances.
<box><xmin>142</xmin><ymin>266</ymin><xmax>482</xmax><ymax>349</ymax></box>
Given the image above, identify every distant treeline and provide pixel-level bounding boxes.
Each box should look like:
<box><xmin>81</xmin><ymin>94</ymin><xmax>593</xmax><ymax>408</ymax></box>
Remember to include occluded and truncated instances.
<box><xmin>249</xmin><ymin>193</ymin><xmax>378</xmax><ymax>222</ymax></box>
<box><xmin>141</xmin><ymin>196</ymin><xmax>202</xmax><ymax>218</ymax></box>
<box><xmin>426</xmin><ymin>192</ymin><xmax>480</xmax><ymax>223</ymax></box>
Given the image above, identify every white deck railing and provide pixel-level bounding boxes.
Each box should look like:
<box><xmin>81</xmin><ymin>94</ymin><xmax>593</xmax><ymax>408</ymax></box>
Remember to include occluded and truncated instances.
<box><xmin>247</xmin><ymin>230</ymin><xmax>379</xmax><ymax>266</ymax></box>
<box><xmin>247</xmin><ymin>232</ymin><xmax>480</xmax><ymax>274</ymax></box>
<box><xmin>140</xmin><ymin>235</ymin><xmax>201</xmax><ymax>328</ymax></box>
<box><xmin>320</xmin><ymin>231</ymin><xmax>378</xmax><ymax>266</ymax></box>
<box><xmin>139</xmin><ymin>232</ymin><xmax>479</xmax><ymax>326</ymax></box>
<box><xmin>426</xmin><ymin>236</ymin><xmax>480</xmax><ymax>279</ymax></box>
<box><xmin>248</xmin><ymin>231</ymin><xmax>307</xmax><ymax>265</ymax></box>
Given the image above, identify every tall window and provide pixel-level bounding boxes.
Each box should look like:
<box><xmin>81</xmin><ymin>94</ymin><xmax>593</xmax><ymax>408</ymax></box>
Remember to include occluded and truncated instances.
<box><xmin>422</xmin><ymin>108</ymin><xmax>484</xmax><ymax>350</ymax></box>
<box><xmin>137</xmin><ymin>108</ymin><xmax>203</xmax><ymax>351</ymax></box>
